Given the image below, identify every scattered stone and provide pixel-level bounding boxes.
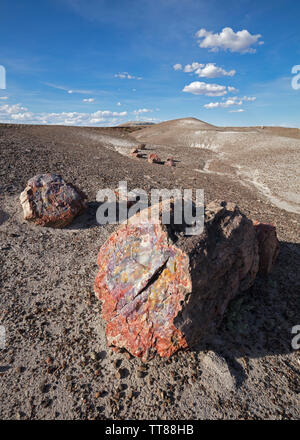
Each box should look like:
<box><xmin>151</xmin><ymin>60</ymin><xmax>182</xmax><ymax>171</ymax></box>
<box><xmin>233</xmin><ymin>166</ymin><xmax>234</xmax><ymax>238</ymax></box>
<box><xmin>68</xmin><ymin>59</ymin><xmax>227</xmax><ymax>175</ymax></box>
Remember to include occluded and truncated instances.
<box><xmin>90</xmin><ymin>351</ymin><xmax>97</xmax><ymax>361</ymax></box>
<box><xmin>130</xmin><ymin>148</ymin><xmax>139</xmax><ymax>154</ymax></box>
<box><xmin>148</xmin><ymin>153</ymin><xmax>162</xmax><ymax>164</ymax></box>
<box><xmin>116</xmin><ymin>369</ymin><xmax>123</xmax><ymax>380</ymax></box>
<box><xmin>253</xmin><ymin>221</ymin><xmax>280</xmax><ymax>275</ymax></box>
<box><xmin>39</xmin><ymin>381</ymin><xmax>49</xmax><ymax>394</ymax></box>
<box><xmin>95</xmin><ymin>200</ymin><xmax>262</xmax><ymax>360</ymax></box>
<box><xmin>113</xmin><ymin>359</ymin><xmax>122</xmax><ymax>369</ymax></box>
<box><xmin>114</xmin><ymin>187</ymin><xmax>145</xmax><ymax>208</ymax></box>
<box><xmin>131</xmin><ymin>152</ymin><xmax>143</xmax><ymax>158</ymax></box>
<box><xmin>41</xmin><ymin>398</ymin><xmax>52</xmax><ymax>408</ymax></box>
<box><xmin>138</xmin><ymin>143</ymin><xmax>146</xmax><ymax>150</ymax></box>
<box><xmin>45</xmin><ymin>357</ymin><xmax>53</xmax><ymax>365</ymax></box>
<box><xmin>164</xmin><ymin>157</ymin><xmax>175</xmax><ymax>167</ymax></box>
<box><xmin>20</xmin><ymin>174</ymin><xmax>87</xmax><ymax>228</ymax></box>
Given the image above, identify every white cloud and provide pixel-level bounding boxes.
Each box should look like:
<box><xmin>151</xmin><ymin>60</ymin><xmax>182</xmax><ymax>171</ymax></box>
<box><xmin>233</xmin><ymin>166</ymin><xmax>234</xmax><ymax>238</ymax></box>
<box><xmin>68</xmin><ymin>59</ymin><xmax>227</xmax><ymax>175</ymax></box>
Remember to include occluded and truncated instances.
<box><xmin>44</xmin><ymin>83</ymin><xmax>92</xmax><ymax>94</ymax></box>
<box><xmin>83</xmin><ymin>98</ymin><xmax>95</xmax><ymax>103</ymax></box>
<box><xmin>0</xmin><ymin>103</ymin><xmax>128</xmax><ymax>126</ymax></box>
<box><xmin>132</xmin><ymin>108</ymin><xmax>152</xmax><ymax>115</ymax></box>
<box><xmin>0</xmin><ymin>96</ymin><xmax>8</xmax><ymax>100</ymax></box>
<box><xmin>114</xmin><ymin>72</ymin><xmax>142</xmax><ymax>80</ymax></box>
<box><xmin>183</xmin><ymin>62</ymin><xmax>235</xmax><ymax>78</ymax></box>
<box><xmin>182</xmin><ymin>81</ymin><xmax>228</xmax><ymax>96</ymax></box>
<box><xmin>195</xmin><ymin>27</ymin><xmax>263</xmax><ymax>53</ymax></box>
<box><xmin>204</xmin><ymin>96</ymin><xmax>242</xmax><ymax>109</ymax></box>
<box><xmin>228</xmin><ymin>86</ymin><xmax>238</xmax><ymax>93</ymax></box>
<box><xmin>229</xmin><ymin>109</ymin><xmax>245</xmax><ymax>113</ymax></box>
<box><xmin>173</xmin><ymin>63</ymin><xmax>182</xmax><ymax>71</ymax></box>
<box><xmin>204</xmin><ymin>95</ymin><xmax>256</xmax><ymax>109</ymax></box>
<box><xmin>242</xmin><ymin>96</ymin><xmax>256</xmax><ymax>101</ymax></box>
<box><xmin>204</xmin><ymin>102</ymin><xmax>220</xmax><ymax>109</ymax></box>
<box><xmin>117</xmin><ymin>102</ymin><xmax>121</xmax><ymax>106</ymax></box>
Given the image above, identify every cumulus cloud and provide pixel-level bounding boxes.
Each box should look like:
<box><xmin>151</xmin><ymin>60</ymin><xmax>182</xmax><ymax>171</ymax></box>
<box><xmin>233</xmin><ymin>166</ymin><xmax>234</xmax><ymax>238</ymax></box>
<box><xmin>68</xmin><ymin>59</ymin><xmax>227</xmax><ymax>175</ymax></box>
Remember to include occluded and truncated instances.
<box><xmin>117</xmin><ymin>102</ymin><xmax>121</xmax><ymax>106</ymax></box>
<box><xmin>83</xmin><ymin>98</ymin><xmax>95</xmax><ymax>102</ymax></box>
<box><xmin>229</xmin><ymin>109</ymin><xmax>245</xmax><ymax>113</ymax></box>
<box><xmin>195</xmin><ymin>27</ymin><xmax>263</xmax><ymax>53</ymax></box>
<box><xmin>182</xmin><ymin>81</ymin><xmax>229</xmax><ymax>97</ymax></box>
<box><xmin>183</xmin><ymin>62</ymin><xmax>235</xmax><ymax>78</ymax></box>
<box><xmin>173</xmin><ymin>63</ymin><xmax>182</xmax><ymax>71</ymax></box>
<box><xmin>0</xmin><ymin>103</ymin><xmax>128</xmax><ymax>126</ymax></box>
<box><xmin>115</xmin><ymin>72</ymin><xmax>142</xmax><ymax>80</ymax></box>
<box><xmin>0</xmin><ymin>96</ymin><xmax>8</xmax><ymax>100</ymax></box>
<box><xmin>204</xmin><ymin>97</ymin><xmax>242</xmax><ymax>109</ymax></box>
<box><xmin>204</xmin><ymin>96</ymin><xmax>256</xmax><ymax>109</ymax></box>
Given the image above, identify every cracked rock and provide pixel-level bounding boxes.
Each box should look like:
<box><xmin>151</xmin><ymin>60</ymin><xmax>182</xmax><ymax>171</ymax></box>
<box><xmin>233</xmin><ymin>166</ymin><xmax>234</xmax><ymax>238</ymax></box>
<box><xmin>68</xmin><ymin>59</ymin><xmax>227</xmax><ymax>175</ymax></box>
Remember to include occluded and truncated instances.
<box><xmin>94</xmin><ymin>200</ymin><xmax>269</xmax><ymax>361</ymax></box>
<box><xmin>20</xmin><ymin>173</ymin><xmax>87</xmax><ymax>228</ymax></box>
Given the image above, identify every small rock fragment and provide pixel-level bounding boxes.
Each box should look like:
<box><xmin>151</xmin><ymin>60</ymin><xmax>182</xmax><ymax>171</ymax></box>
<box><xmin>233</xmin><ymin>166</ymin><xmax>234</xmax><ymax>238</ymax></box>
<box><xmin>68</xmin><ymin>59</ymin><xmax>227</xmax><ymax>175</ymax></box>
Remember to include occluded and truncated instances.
<box><xmin>164</xmin><ymin>157</ymin><xmax>175</xmax><ymax>167</ymax></box>
<box><xmin>148</xmin><ymin>153</ymin><xmax>162</xmax><ymax>164</ymax></box>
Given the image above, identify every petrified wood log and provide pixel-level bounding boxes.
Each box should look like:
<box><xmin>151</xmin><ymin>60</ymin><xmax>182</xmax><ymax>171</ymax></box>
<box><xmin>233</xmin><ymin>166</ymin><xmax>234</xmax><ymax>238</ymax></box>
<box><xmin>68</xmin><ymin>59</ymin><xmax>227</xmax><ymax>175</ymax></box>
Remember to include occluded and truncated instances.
<box><xmin>20</xmin><ymin>173</ymin><xmax>87</xmax><ymax>228</ymax></box>
<box><xmin>94</xmin><ymin>200</ymin><xmax>262</xmax><ymax>360</ymax></box>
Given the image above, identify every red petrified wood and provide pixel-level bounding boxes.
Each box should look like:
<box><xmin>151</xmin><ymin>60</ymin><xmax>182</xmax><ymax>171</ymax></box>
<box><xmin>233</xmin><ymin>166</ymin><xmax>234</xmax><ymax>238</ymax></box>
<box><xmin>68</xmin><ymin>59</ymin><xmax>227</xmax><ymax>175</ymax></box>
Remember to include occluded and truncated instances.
<box><xmin>20</xmin><ymin>173</ymin><xmax>87</xmax><ymax>228</ymax></box>
<box><xmin>94</xmin><ymin>201</ymin><xmax>277</xmax><ymax>361</ymax></box>
<box><xmin>148</xmin><ymin>153</ymin><xmax>162</xmax><ymax>164</ymax></box>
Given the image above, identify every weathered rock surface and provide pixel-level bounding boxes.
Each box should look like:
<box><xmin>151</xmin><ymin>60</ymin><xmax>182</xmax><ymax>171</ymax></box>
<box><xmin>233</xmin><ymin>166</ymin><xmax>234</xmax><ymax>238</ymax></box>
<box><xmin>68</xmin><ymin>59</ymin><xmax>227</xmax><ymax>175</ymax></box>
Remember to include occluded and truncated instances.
<box><xmin>164</xmin><ymin>157</ymin><xmax>175</xmax><ymax>167</ymax></box>
<box><xmin>20</xmin><ymin>173</ymin><xmax>87</xmax><ymax>227</ymax></box>
<box><xmin>148</xmin><ymin>153</ymin><xmax>162</xmax><ymax>164</ymax></box>
<box><xmin>94</xmin><ymin>200</ymin><xmax>262</xmax><ymax>360</ymax></box>
<box><xmin>254</xmin><ymin>221</ymin><xmax>280</xmax><ymax>275</ymax></box>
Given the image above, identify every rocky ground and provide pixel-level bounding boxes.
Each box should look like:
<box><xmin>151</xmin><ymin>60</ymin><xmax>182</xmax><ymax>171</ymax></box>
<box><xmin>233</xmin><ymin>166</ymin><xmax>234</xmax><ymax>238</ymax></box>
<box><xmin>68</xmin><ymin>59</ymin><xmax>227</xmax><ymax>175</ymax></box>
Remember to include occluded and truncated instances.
<box><xmin>0</xmin><ymin>121</ymin><xmax>299</xmax><ymax>420</ymax></box>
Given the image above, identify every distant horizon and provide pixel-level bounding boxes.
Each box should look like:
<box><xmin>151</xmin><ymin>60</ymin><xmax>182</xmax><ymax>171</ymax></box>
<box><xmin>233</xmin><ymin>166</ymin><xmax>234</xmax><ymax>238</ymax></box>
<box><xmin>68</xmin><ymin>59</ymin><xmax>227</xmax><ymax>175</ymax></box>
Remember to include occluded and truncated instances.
<box><xmin>1</xmin><ymin>1</ymin><xmax>299</xmax><ymax>128</ymax></box>
<box><xmin>1</xmin><ymin>116</ymin><xmax>300</xmax><ymax>130</ymax></box>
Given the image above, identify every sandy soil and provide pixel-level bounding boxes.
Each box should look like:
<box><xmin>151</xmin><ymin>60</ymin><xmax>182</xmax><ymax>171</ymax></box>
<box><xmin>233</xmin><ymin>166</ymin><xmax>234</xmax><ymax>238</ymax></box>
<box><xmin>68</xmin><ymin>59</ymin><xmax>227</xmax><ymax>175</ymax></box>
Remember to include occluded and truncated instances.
<box><xmin>0</xmin><ymin>121</ymin><xmax>299</xmax><ymax>420</ymax></box>
<box><xmin>132</xmin><ymin>118</ymin><xmax>300</xmax><ymax>214</ymax></box>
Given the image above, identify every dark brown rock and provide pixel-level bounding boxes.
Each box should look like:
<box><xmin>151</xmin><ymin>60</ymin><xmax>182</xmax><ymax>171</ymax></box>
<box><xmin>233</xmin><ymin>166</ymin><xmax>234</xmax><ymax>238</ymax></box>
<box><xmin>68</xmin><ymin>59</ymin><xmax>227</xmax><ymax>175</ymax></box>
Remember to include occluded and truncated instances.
<box><xmin>20</xmin><ymin>174</ymin><xmax>87</xmax><ymax>228</ymax></box>
<box><xmin>253</xmin><ymin>221</ymin><xmax>280</xmax><ymax>275</ymax></box>
<box><xmin>94</xmin><ymin>200</ymin><xmax>260</xmax><ymax>360</ymax></box>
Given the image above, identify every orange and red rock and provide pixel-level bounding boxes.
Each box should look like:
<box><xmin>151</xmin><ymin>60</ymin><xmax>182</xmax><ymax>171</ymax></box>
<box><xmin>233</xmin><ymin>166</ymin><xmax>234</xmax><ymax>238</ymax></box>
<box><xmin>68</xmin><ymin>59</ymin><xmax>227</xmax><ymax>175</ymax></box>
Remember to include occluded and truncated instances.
<box><xmin>94</xmin><ymin>201</ymin><xmax>277</xmax><ymax>361</ymax></box>
<box><xmin>20</xmin><ymin>173</ymin><xmax>87</xmax><ymax>228</ymax></box>
<box><xmin>148</xmin><ymin>153</ymin><xmax>162</xmax><ymax>164</ymax></box>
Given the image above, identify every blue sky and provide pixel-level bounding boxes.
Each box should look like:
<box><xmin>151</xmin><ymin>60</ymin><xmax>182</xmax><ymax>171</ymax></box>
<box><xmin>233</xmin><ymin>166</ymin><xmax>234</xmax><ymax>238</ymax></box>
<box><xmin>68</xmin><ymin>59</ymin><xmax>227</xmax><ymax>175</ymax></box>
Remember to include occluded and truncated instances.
<box><xmin>0</xmin><ymin>0</ymin><xmax>299</xmax><ymax>127</ymax></box>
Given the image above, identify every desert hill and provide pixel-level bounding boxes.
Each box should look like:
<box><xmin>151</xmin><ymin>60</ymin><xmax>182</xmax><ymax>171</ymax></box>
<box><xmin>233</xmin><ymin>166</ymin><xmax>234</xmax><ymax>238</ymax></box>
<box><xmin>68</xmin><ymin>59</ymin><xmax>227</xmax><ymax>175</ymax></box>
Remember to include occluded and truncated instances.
<box><xmin>131</xmin><ymin>118</ymin><xmax>300</xmax><ymax>214</ymax></box>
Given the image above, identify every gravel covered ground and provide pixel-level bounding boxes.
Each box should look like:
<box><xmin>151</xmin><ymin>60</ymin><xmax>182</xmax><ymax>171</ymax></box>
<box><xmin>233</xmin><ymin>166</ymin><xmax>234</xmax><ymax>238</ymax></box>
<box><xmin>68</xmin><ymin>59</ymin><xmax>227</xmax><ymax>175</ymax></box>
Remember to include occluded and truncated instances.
<box><xmin>0</xmin><ymin>122</ymin><xmax>299</xmax><ymax>420</ymax></box>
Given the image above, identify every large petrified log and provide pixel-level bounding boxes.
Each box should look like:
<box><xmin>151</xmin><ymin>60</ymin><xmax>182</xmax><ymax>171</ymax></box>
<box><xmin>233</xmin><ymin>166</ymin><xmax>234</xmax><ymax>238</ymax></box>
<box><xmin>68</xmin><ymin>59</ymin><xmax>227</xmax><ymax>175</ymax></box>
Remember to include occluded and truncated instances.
<box><xmin>20</xmin><ymin>173</ymin><xmax>87</xmax><ymax>228</ymax></box>
<box><xmin>94</xmin><ymin>200</ymin><xmax>277</xmax><ymax>361</ymax></box>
